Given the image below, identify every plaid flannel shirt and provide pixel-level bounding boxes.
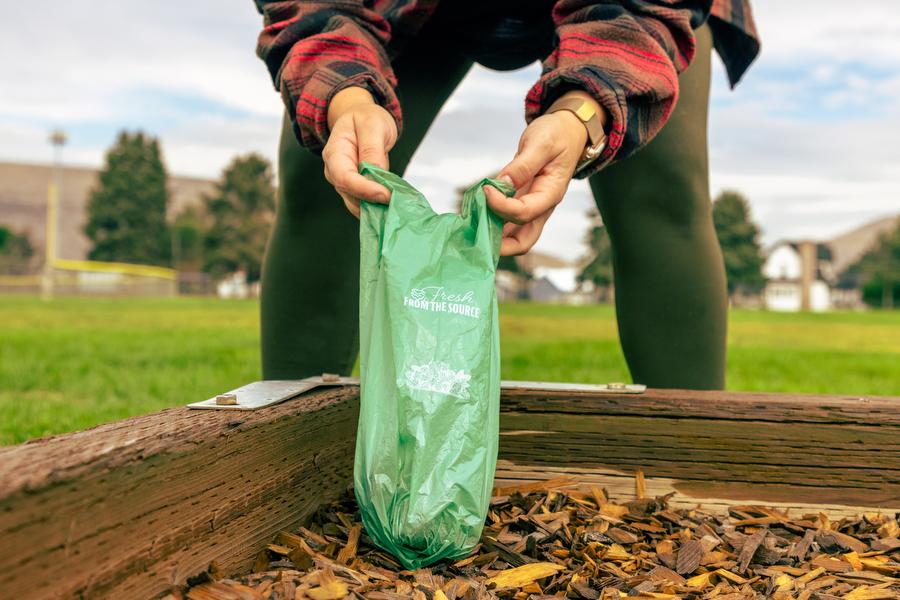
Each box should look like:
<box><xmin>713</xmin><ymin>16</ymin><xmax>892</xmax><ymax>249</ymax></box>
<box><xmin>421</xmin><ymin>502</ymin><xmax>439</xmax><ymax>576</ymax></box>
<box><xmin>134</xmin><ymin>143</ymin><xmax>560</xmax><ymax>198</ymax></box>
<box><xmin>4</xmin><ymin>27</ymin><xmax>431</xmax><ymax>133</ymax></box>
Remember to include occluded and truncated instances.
<box><xmin>254</xmin><ymin>0</ymin><xmax>759</xmax><ymax>176</ymax></box>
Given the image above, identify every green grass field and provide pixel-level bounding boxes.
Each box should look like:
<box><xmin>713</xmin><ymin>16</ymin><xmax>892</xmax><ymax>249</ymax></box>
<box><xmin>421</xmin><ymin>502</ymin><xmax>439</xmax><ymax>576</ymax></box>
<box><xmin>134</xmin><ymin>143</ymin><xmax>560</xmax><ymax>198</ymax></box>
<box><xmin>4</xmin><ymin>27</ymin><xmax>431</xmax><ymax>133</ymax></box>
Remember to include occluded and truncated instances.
<box><xmin>1</xmin><ymin>295</ymin><xmax>898</xmax><ymax>445</ymax></box>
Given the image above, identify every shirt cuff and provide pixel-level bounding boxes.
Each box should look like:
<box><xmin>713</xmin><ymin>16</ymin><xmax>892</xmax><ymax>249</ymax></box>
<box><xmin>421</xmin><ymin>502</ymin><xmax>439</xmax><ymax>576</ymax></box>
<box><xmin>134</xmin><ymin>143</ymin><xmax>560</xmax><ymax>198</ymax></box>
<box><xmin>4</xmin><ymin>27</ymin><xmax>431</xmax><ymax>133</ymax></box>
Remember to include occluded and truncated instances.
<box><xmin>284</xmin><ymin>69</ymin><xmax>403</xmax><ymax>154</ymax></box>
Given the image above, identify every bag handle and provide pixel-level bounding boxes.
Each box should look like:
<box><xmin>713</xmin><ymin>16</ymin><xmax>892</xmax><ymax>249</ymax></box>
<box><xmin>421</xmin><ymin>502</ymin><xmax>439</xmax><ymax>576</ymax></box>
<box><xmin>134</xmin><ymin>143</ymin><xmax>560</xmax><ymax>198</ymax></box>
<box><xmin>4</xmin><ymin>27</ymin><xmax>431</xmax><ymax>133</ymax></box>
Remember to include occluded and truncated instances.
<box><xmin>359</xmin><ymin>162</ymin><xmax>433</xmax><ymax>215</ymax></box>
<box><xmin>358</xmin><ymin>163</ymin><xmax>515</xmax><ymax>267</ymax></box>
<box><xmin>460</xmin><ymin>177</ymin><xmax>515</xmax><ymax>266</ymax></box>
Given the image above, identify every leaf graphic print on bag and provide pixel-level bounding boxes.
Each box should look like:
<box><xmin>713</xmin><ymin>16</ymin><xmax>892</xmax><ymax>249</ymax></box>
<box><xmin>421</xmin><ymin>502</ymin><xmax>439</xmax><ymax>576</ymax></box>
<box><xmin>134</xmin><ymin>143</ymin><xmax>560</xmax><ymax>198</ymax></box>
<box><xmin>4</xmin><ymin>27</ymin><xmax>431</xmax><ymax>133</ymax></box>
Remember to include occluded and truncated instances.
<box><xmin>399</xmin><ymin>361</ymin><xmax>472</xmax><ymax>399</ymax></box>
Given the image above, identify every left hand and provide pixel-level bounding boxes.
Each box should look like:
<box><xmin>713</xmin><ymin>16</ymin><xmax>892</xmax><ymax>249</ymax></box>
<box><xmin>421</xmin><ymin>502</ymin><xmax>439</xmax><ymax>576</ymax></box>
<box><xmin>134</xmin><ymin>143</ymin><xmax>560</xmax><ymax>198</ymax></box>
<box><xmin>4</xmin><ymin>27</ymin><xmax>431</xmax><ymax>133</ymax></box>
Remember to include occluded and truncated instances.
<box><xmin>483</xmin><ymin>93</ymin><xmax>604</xmax><ymax>256</ymax></box>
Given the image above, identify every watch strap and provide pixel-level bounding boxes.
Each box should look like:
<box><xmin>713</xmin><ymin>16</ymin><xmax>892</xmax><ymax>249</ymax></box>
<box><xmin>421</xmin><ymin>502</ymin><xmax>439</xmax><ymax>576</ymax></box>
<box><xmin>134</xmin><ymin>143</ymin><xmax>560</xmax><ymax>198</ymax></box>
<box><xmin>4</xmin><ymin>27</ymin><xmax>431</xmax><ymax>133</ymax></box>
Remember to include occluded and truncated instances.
<box><xmin>547</xmin><ymin>96</ymin><xmax>605</xmax><ymax>148</ymax></box>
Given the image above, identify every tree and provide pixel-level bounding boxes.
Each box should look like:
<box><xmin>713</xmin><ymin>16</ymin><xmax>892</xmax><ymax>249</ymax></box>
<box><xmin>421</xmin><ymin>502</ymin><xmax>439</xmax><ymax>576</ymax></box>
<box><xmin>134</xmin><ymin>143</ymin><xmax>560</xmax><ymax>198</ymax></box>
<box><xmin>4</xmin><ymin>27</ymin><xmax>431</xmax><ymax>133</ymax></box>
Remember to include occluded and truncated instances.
<box><xmin>203</xmin><ymin>154</ymin><xmax>275</xmax><ymax>283</ymax></box>
<box><xmin>171</xmin><ymin>206</ymin><xmax>206</xmax><ymax>272</ymax></box>
<box><xmin>712</xmin><ymin>190</ymin><xmax>764</xmax><ymax>295</ymax></box>
<box><xmin>84</xmin><ymin>131</ymin><xmax>170</xmax><ymax>265</ymax></box>
<box><xmin>578</xmin><ymin>209</ymin><xmax>613</xmax><ymax>299</ymax></box>
<box><xmin>0</xmin><ymin>226</ymin><xmax>35</xmax><ymax>274</ymax></box>
<box><xmin>854</xmin><ymin>220</ymin><xmax>900</xmax><ymax>309</ymax></box>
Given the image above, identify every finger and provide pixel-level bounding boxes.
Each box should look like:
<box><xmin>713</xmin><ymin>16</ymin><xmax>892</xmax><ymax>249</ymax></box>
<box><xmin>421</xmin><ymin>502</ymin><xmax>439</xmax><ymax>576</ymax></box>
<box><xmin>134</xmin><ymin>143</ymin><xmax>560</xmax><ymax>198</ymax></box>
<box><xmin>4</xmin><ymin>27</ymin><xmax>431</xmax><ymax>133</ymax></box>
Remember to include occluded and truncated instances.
<box><xmin>355</xmin><ymin>115</ymin><xmax>391</xmax><ymax>170</ymax></box>
<box><xmin>487</xmin><ymin>138</ymin><xmax>565</xmax><ymax>223</ymax></box>
<box><xmin>499</xmin><ymin>222</ymin><xmax>538</xmax><ymax>256</ymax></box>
<box><xmin>485</xmin><ymin>186</ymin><xmax>538</xmax><ymax>225</ymax></box>
<box><xmin>325</xmin><ymin>148</ymin><xmax>390</xmax><ymax>202</ymax></box>
<box><xmin>487</xmin><ymin>175</ymin><xmax>564</xmax><ymax>225</ymax></box>
<box><xmin>323</xmin><ymin>138</ymin><xmax>390</xmax><ymax>202</ymax></box>
<box><xmin>499</xmin><ymin>221</ymin><xmax>524</xmax><ymax>256</ymax></box>
<box><xmin>340</xmin><ymin>192</ymin><xmax>361</xmax><ymax>219</ymax></box>
<box><xmin>323</xmin><ymin>160</ymin><xmax>368</xmax><ymax>219</ymax></box>
<box><xmin>483</xmin><ymin>184</ymin><xmax>518</xmax><ymax>218</ymax></box>
<box><xmin>499</xmin><ymin>207</ymin><xmax>554</xmax><ymax>256</ymax></box>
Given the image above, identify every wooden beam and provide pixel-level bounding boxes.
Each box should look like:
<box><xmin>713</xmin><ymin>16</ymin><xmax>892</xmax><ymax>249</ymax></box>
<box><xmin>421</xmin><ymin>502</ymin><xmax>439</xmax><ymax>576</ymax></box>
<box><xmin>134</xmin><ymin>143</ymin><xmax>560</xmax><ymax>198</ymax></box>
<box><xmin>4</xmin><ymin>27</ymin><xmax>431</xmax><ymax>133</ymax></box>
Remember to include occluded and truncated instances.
<box><xmin>0</xmin><ymin>384</ymin><xmax>897</xmax><ymax>599</ymax></box>
<box><xmin>499</xmin><ymin>414</ymin><xmax>899</xmax><ymax>500</ymax></box>
<box><xmin>501</xmin><ymin>387</ymin><xmax>900</xmax><ymax>424</ymax></box>
<box><xmin>0</xmin><ymin>386</ymin><xmax>359</xmax><ymax>600</ymax></box>
<box><xmin>498</xmin><ymin>388</ymin><xmax>900</xmax><ymax>509</ymax></box>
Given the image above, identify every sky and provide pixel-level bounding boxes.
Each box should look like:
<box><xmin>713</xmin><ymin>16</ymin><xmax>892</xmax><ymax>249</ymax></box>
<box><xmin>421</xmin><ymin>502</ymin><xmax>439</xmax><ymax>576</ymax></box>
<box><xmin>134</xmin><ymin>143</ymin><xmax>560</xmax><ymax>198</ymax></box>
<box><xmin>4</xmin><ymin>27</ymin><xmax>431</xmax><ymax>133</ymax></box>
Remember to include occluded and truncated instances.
<box><xmin>1</xmin><ymin>1</ymin><xmax>898</xmax><ymax>262</ymax></box>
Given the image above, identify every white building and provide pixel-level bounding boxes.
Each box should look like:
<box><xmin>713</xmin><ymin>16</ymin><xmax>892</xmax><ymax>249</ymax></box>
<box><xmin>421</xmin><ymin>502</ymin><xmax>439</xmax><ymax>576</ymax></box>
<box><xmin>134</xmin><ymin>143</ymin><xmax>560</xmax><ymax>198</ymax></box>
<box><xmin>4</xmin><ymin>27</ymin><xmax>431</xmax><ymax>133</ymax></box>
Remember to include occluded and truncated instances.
<box><xmin>762</xmin><ymin>241</ymin><xmax>835</xmax><ymax>312</ymax></box>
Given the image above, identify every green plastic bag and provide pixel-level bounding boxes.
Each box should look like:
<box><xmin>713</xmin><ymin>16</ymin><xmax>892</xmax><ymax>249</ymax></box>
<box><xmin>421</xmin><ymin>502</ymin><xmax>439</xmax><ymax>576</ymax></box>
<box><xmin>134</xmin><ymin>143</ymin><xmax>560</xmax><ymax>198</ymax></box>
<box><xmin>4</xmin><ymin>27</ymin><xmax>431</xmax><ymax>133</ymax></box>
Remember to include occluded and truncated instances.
<box><xmin>353</xmin><ymin>163</ymin><xmax>514</xmax><ymax>569</ymax></box>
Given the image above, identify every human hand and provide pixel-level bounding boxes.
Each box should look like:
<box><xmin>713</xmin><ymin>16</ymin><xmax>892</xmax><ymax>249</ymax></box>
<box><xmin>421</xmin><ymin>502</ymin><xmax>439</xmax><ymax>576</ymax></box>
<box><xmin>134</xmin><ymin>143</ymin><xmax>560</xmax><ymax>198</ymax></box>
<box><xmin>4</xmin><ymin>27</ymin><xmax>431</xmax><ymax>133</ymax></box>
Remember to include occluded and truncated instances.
<box><xmin>484</xmin><ymin>92</ymin><xmax>605</xmax><ymax>256</ymax></box>
<box><xmin>323</xmin><ymin>86</ymin><xmax>398</xmax><ymax>218</ymax></box>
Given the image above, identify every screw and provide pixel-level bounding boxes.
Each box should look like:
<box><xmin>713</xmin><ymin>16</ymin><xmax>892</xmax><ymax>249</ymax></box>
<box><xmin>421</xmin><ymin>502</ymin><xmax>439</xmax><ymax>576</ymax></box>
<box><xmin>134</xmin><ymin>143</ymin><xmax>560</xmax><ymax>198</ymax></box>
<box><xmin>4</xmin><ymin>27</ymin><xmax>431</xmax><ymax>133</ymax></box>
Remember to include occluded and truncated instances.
<box><xmin>216</xmin><ymin>393</ymin><xmax>238</xmax><ymax>406</ymax></box>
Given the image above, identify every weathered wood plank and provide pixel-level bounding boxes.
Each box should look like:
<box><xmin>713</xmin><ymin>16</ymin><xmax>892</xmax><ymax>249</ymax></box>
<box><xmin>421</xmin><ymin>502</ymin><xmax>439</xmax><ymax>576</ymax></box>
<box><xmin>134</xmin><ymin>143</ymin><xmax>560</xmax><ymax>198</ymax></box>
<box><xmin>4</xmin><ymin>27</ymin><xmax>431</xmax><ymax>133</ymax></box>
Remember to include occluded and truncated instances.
<box><xmin>499</xmin><ymin>392</ymin><xmax>900</xmax><ymax>509</ymax></box>
<box><xmin>500</xmin><ymin>390</ymin><xmax>900</xmax><ymax>509</ymax></box>
<box><xmin>0</xmin><ymin>384</ymin><xmax>897</xmax><ymax>599</ymax></box>
<box><xmin>501</xmin><ymin>387</ymin><xmax>900</xmax><ymax>424</ymax></box>
<box><xmin>499</xmin><ymin>414</ymin><xmax>900</xmax><ymax>489</ymax></box>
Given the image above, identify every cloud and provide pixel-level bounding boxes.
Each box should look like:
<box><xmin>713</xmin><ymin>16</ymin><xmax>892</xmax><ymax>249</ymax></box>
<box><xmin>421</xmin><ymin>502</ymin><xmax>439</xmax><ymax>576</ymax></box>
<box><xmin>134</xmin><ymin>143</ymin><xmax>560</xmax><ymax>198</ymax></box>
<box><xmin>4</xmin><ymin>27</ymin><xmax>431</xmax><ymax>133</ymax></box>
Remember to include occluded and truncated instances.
<box><xmin>705</xmin><ymin>1</ymin><xmax>900</xmax><ymax>246</ymax></box>
<box><xmin>0</xmin><ymin>2</ymin><xmax>280</xmax><ymax>121</ymax></box>
<box><xmin>746</xmin><ymin>1</ymin><xmax>900</xmax><ymax>66</ymax></box>
<box><xmin>0</xmin><ymin>0</ymin><xmax>282</xmax><ymax>171</ymax></box>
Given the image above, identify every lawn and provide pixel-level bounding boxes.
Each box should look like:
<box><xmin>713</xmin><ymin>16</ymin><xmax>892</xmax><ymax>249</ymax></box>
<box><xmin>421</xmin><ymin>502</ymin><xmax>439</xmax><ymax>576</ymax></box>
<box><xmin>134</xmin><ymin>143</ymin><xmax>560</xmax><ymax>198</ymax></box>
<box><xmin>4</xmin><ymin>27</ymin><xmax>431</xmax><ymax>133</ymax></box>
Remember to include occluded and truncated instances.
<box><xmin>1</xmin><ymin>295</ymin><xmax>898</xmax><ymax>445</ymax></box>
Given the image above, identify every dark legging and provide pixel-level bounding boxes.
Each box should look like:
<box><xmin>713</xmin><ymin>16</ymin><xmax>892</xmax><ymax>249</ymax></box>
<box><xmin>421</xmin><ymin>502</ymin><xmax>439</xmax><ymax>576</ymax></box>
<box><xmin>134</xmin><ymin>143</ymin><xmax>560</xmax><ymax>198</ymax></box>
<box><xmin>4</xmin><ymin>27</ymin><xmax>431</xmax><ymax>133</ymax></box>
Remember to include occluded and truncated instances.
<box><xmin>260</xmin><ymin>24</ymin><xmax>727</xmax><ymax>389</ymax></box>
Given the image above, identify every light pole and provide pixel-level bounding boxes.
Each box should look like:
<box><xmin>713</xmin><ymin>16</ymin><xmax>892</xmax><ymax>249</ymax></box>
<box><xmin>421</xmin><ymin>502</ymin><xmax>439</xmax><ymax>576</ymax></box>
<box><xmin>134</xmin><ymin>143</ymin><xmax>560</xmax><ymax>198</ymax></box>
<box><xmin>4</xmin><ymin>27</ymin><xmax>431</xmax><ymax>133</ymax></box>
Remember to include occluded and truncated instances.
<box><xmin>41</xmin><ymin>129</ymin><xmax>67</xmax><ymax>300</ymax></box>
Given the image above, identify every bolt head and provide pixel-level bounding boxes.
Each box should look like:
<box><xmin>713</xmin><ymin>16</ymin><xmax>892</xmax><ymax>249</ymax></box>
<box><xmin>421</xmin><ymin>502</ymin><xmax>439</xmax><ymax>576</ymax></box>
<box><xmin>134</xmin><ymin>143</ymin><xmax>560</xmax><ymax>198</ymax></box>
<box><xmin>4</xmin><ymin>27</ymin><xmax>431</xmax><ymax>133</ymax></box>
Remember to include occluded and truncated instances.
<box><xmin>215</xmin><ymin>393</ymin><xmax>238</xmax><ymax>406</ymax></box>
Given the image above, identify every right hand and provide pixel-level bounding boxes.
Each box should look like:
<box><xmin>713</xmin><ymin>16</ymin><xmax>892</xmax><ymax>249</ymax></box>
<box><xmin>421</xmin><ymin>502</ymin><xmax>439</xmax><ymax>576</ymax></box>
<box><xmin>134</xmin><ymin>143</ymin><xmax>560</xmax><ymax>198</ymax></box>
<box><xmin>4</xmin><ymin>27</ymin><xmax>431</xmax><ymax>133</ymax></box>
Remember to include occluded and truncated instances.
<box><xmin>323</xmin><ymin>86</ymin><xmax>398</xmax><ymax>218</ymax></box>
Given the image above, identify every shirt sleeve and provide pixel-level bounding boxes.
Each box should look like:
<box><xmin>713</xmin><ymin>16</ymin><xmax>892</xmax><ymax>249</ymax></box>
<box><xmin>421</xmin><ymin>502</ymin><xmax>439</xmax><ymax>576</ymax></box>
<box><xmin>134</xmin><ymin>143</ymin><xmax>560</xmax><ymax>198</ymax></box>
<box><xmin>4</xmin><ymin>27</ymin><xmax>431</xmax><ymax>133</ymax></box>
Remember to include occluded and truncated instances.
<box><xmin>526</xmin><ymin>0</ymin><xmax>712</xmax><ymax>177</ymax></box>
<box><xmin>254</xmin><ymin>1</ymin><xmax>402</xmax><ymax>153</ymax></box>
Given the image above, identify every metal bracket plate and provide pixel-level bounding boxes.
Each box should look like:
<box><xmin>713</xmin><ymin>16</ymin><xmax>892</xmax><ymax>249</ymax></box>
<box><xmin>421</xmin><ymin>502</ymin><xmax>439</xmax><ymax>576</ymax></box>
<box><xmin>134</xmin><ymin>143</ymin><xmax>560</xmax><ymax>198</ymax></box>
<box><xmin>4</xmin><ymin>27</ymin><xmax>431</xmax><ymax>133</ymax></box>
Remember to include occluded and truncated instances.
<box><xmin>187</xmin><ymin>376</ymin><xmax>645</xmax><ymax>411</ymax></box>
<box><xmin>499</xmin><ymin>381</ymin><xmax>646</xmax><ymax>394</ymax></box>
<box><xmin>186</xmin><ymin>375</ymin><xmax>359</xmax><ymax>411</ymax></box>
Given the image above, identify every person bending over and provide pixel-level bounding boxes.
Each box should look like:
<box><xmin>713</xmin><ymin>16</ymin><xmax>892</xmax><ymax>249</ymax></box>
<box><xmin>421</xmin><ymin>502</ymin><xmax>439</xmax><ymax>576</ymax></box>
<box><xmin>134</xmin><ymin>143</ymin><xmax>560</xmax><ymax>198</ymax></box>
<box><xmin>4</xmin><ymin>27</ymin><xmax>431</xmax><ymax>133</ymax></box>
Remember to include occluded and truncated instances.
<box><xmin>252</xmin><ymin>0</ymin><xmax>759</xmax><ymax>390</ymax></box>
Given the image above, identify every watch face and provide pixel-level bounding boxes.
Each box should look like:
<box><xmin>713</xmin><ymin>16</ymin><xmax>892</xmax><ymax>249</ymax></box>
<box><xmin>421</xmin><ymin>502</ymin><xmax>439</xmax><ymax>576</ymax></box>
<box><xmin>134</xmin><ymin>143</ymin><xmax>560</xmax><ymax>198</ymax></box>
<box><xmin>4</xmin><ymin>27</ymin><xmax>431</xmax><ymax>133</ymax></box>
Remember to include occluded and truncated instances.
<box><xmin>585</xmin><ymin>143</ymin><xmax>605</xmax><ymax>160</ymax></box>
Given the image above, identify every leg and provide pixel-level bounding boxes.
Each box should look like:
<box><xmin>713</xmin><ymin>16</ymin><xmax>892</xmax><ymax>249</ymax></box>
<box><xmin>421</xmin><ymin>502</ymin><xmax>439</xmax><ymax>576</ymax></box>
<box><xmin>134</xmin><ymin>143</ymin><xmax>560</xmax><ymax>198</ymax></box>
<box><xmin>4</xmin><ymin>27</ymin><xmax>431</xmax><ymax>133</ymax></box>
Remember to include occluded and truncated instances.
<box><xmin>588</xmin><ymin>24</ymin><xmax>727</xmax><ymax>389</ymax></box>
<box><xmin>260</xmin><ymin>47</ymin><xmax>473</xmax><ymax>379</ymax></box>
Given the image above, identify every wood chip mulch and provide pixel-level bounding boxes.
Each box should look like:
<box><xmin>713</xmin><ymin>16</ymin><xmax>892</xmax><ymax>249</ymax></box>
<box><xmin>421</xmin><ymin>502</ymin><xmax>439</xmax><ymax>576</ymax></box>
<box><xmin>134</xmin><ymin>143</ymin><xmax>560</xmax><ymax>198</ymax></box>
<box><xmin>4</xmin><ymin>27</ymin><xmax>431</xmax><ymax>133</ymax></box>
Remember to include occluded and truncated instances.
<box><xmin>176</xmin><ymin>474</ymin><xmax>900</xmax><ymax>600</ymax></box>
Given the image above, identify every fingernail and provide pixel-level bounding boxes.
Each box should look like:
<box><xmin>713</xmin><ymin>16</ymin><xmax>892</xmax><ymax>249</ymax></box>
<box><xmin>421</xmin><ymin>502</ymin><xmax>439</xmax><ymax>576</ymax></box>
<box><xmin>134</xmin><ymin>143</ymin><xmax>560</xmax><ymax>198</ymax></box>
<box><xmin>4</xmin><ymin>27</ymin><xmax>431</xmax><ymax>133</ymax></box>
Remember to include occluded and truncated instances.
<box><xmin>498</xmin><ymin>174</ymin><xmax>513</xmax><ymax>186</ymax></box>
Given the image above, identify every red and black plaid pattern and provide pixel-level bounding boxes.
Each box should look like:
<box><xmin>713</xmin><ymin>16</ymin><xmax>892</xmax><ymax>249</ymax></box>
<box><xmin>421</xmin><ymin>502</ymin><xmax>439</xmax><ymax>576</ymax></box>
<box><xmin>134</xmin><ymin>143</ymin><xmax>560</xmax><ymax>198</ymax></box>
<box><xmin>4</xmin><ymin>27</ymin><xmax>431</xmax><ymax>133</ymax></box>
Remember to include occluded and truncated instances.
<box><xmin>255</xmin><ymin>0</ymin><xmax>759</xmax><ymax>173</ymax></box>
<box><xmin>709</xmin><ymin>0</ymin><xmax>760</xmax><ymax>88</ymax></box>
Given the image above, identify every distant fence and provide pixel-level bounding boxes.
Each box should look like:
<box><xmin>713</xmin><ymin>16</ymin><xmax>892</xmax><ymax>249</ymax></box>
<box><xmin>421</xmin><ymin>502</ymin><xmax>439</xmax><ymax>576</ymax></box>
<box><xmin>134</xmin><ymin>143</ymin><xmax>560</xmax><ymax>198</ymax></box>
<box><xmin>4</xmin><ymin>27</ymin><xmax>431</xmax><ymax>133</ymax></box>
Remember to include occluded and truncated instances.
<box><xmin>0</xmin><ymin>274</ymin><xmax>42</xmax><ymax>291</ymax></box>
<box><xmin>0</xmin><ymin>259</ymin><xmax>177</xmax><ymax>296</ymax></box>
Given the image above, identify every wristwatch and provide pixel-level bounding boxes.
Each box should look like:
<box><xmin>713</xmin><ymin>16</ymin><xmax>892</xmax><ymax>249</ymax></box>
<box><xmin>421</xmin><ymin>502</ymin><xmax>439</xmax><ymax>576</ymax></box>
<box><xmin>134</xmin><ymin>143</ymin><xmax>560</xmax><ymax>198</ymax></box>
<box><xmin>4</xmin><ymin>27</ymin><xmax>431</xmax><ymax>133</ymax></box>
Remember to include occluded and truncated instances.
<box><xmin>547</xmin><ymin>96</ymin><xmax>607</xmax><ymax>174</ymax></box>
